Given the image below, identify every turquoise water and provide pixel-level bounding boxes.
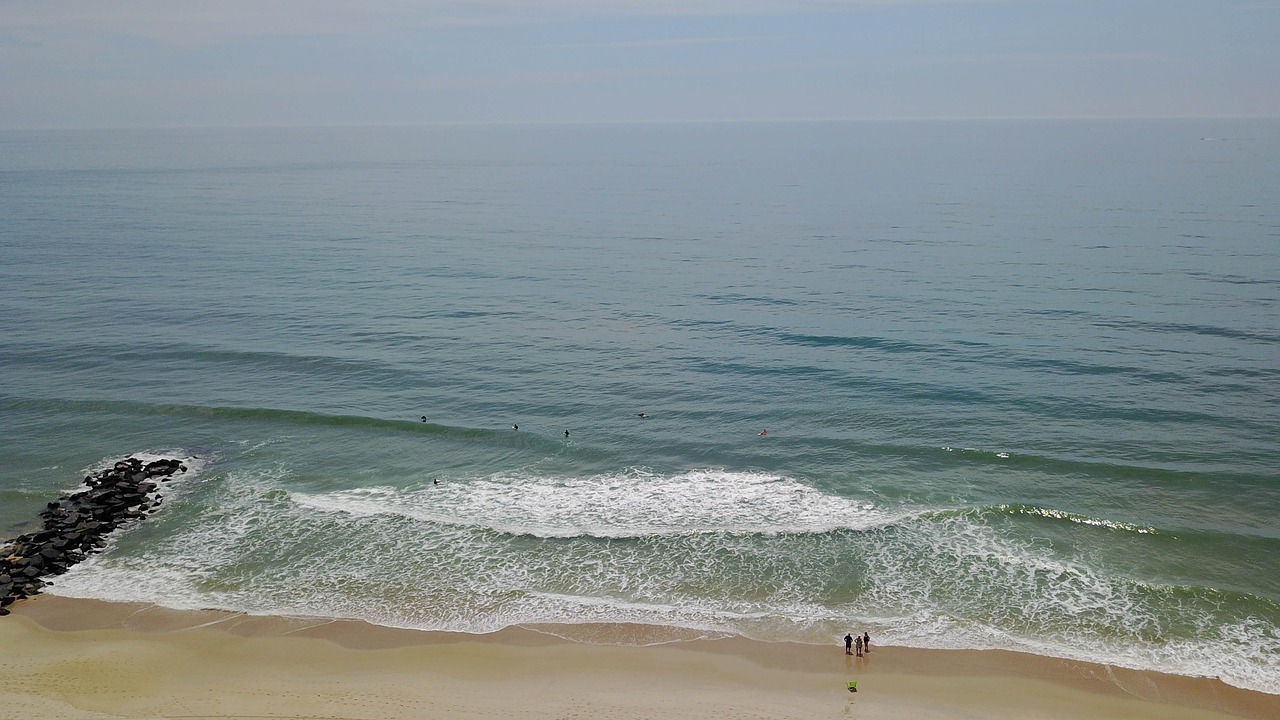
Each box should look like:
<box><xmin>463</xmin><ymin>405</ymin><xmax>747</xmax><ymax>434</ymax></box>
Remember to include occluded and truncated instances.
<box><xmin>2</xmin><ymin>120</ymin><xmax>1278</xmax><ymax>693</ymax></box>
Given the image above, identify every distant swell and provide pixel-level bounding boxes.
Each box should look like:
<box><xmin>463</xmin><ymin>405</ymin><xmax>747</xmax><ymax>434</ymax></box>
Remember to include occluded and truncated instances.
<box><xmin>0</xmin><ymin>398</ymin><xmax>501</xmax><ymax>440</ymax></box>
<box><xmin>920</xmin><ymin>504</ymin><xmax>1161</xmax><ymax>535</ymax></box>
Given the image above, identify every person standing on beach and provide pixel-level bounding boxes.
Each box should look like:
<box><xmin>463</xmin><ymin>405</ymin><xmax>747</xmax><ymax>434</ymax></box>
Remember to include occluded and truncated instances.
<box><xmin>863</xmin><ymin>631</ymin><xmax>870</xmax><ymax>653</ymax></box>
<box><xmin>844</xmin><ymin>633</ymin><xmax>853</xmax><ymax>655</ymax></box>
<box><xmin>855</xmin><ymin>634</ymin><xmax>863</xmax><ymax>657</ymax></box>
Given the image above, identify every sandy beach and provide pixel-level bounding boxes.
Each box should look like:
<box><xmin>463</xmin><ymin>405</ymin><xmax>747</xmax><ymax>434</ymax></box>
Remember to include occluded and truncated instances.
<box><xmin>1</xmin><ymin>595</ymin><xmax>1274</xmax><ymax>720</ymax></box>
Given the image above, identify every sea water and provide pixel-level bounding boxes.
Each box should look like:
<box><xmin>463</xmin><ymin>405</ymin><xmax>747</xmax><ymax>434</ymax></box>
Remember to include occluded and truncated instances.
<box><xmin>1</xmin><ymin>120</ymin><xmax>1277</xmax><ymax>694</ymax></box>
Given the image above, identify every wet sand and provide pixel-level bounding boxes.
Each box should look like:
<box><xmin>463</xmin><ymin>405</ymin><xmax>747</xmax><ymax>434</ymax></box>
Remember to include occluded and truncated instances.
<box><xmin>3</xmin><ymin>595</ymin><xmax>1276</xmax><ymax>720</ymax></box>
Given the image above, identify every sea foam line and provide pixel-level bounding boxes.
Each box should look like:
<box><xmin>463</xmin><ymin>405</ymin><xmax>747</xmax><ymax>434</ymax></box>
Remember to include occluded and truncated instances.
<box><xmin>43</xmin><ymin>462</ymin><xmax>1280</xmax><ymax>695</ymax></box>
<box><xmin>290</xmin><ymin>468</ymin><xmax>895</xmax><ymax>538</ymax></box>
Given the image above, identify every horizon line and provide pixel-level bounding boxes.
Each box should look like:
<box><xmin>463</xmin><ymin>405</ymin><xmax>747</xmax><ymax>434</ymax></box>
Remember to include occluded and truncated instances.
<box><xmin>3</xmin><ymin>114</ymin><xmax>1279</xmax><ymax>132</ymax></box>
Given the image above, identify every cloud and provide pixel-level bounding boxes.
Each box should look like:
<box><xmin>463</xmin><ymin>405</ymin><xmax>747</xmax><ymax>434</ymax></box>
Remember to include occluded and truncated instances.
<box><xmin>4</xmin><ymin>0</ymin><xmax>1273</xmax><ymax>126</ymax></box>
<box><xmin>539</xmin><ymin>36</ymin><xmax>763</xmax><ymax>49</ymax></box>
<box><xmin>0</xmin><ymin>1</ymin><xmax>1012</xmax><ymax>46</ymax></box>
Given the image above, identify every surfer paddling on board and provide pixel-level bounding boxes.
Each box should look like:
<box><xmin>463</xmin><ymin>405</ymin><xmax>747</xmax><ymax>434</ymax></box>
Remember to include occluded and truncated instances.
<box><xmin>636</xmin><ymin>412</ymin><xmax>648</xmax><ymax>418</ymax></box>
<box><xmin>758</xmin><ymin>429</ymin><xmax>768</xmax><ymax>436</ymax></box>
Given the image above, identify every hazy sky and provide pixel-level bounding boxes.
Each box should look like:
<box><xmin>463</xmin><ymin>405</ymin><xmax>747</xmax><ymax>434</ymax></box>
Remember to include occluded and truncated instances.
<box><xmin>2</xmin><ymin>0</ymin><xmax>1278</xmax><ymax>128</ymax></box>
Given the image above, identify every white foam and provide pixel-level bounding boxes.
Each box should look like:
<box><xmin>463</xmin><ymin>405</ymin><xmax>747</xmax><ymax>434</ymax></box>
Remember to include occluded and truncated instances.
<box><xmin>44</xmin><ymin>461</ymin><xmax>1280</xmax><ymax>696</ymax></box>
<box><xmin>291</xmin><ymin>468</ymin><xmax>894</xmax><ymax>538</ymax></box>
<box><xmin>852</xmin><ymin>513</ymin><xmax>1280</xmax><ymax>694</ymax></box>
<box><xmin>81</xmin><ymin>450</ymin><xmax>205</xmax><ymax>477</ymax></box>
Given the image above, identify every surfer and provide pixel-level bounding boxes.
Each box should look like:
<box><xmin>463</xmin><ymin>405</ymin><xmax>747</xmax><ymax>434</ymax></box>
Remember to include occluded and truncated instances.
<box><xmin>421</xmin><ymin>416</ymin><xmax>427</xmax><ymax>422</ymax></box>
<box><xmin>758</xmin><ymin>429</ymin><xmax>768</xmax><ymax>436</ymax></box>
<box><xmin>564</xmin><ymin>430</ymin><xmax>570</xmax><ymax>438</ymax></box>
<box><xmin>512</xmin><ymin>424</ymin><xmax>519</xmax><ymax>431</ymax></box>
<box><xmin>636</xmin><ymin>412</ymin><xmax>648</xmax><ymax>418</ymax></box>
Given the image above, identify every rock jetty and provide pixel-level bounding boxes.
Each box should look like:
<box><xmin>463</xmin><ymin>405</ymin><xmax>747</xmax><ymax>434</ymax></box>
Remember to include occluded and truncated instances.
<box><xmin>0</xmin><ymin>456</ymin><xmax>187</xmax><ymax>616</ymax></box>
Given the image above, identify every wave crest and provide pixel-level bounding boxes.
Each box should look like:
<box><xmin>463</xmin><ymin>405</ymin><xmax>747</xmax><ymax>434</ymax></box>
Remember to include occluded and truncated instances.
<box><xmin>291</xmin><ymin>468</ymin><xmax>890</xmax><ymax>539</ymax></box>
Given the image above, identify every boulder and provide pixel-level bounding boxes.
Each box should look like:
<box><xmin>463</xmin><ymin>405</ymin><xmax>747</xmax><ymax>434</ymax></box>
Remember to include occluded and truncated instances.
<box><xmin>0</xmin><ymin>456</ymin><xmax>188</xmax><ymax>611</ymax></box>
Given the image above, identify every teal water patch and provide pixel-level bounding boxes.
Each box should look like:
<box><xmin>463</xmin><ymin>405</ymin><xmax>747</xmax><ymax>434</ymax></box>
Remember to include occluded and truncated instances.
<box><xmin>3</xmin><ymin>120</ymin><xmax>1278</xmax><ymax>693</ymax></box>
<box><xmin>44</xmin><ymin>456</ymin><xmax>1280</xmax><ymax>694</ymax></box>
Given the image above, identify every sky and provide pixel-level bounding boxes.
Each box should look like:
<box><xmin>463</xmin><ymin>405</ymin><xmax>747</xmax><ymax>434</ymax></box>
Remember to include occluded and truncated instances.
<box><xmin>1</xmin><ymin>0</ymin><xmax>1278</xmax><ymax>128</ymax></box>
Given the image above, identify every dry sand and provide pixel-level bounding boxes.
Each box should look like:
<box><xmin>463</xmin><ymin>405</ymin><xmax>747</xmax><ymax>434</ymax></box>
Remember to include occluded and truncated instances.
<box><xmin>2</xmin><ymin>595</ymin><xmax>1276</xmax><ymax>720</ymax></box>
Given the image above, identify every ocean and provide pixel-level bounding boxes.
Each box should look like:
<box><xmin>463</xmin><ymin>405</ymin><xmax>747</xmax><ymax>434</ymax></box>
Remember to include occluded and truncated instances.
<box><xmin>1</xmin><ymin>119</ymin><xmax>1277</xmax><ymax>694</ymax></box>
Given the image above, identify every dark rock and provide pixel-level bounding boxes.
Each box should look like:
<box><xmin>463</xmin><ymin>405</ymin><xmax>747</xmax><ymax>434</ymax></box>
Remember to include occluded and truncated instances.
<box><xmin>0</xmin><ymin>456</ymin><xmax>188</xmax><ymax>612</ymax></box>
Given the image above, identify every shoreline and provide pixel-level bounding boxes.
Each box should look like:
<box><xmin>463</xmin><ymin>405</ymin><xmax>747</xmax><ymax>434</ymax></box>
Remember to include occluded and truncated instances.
<box><xmin>3</xmin><ymin>595</ymin><xmax>1277</xmax><ymax>719</ymax></box>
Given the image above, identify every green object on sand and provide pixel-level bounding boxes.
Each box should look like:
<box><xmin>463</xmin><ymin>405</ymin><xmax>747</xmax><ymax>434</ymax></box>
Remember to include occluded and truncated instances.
<box><xmin>848</xmin><ymin>681</ymin><xmax>857</xmax><ymax>692</ymax></box>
